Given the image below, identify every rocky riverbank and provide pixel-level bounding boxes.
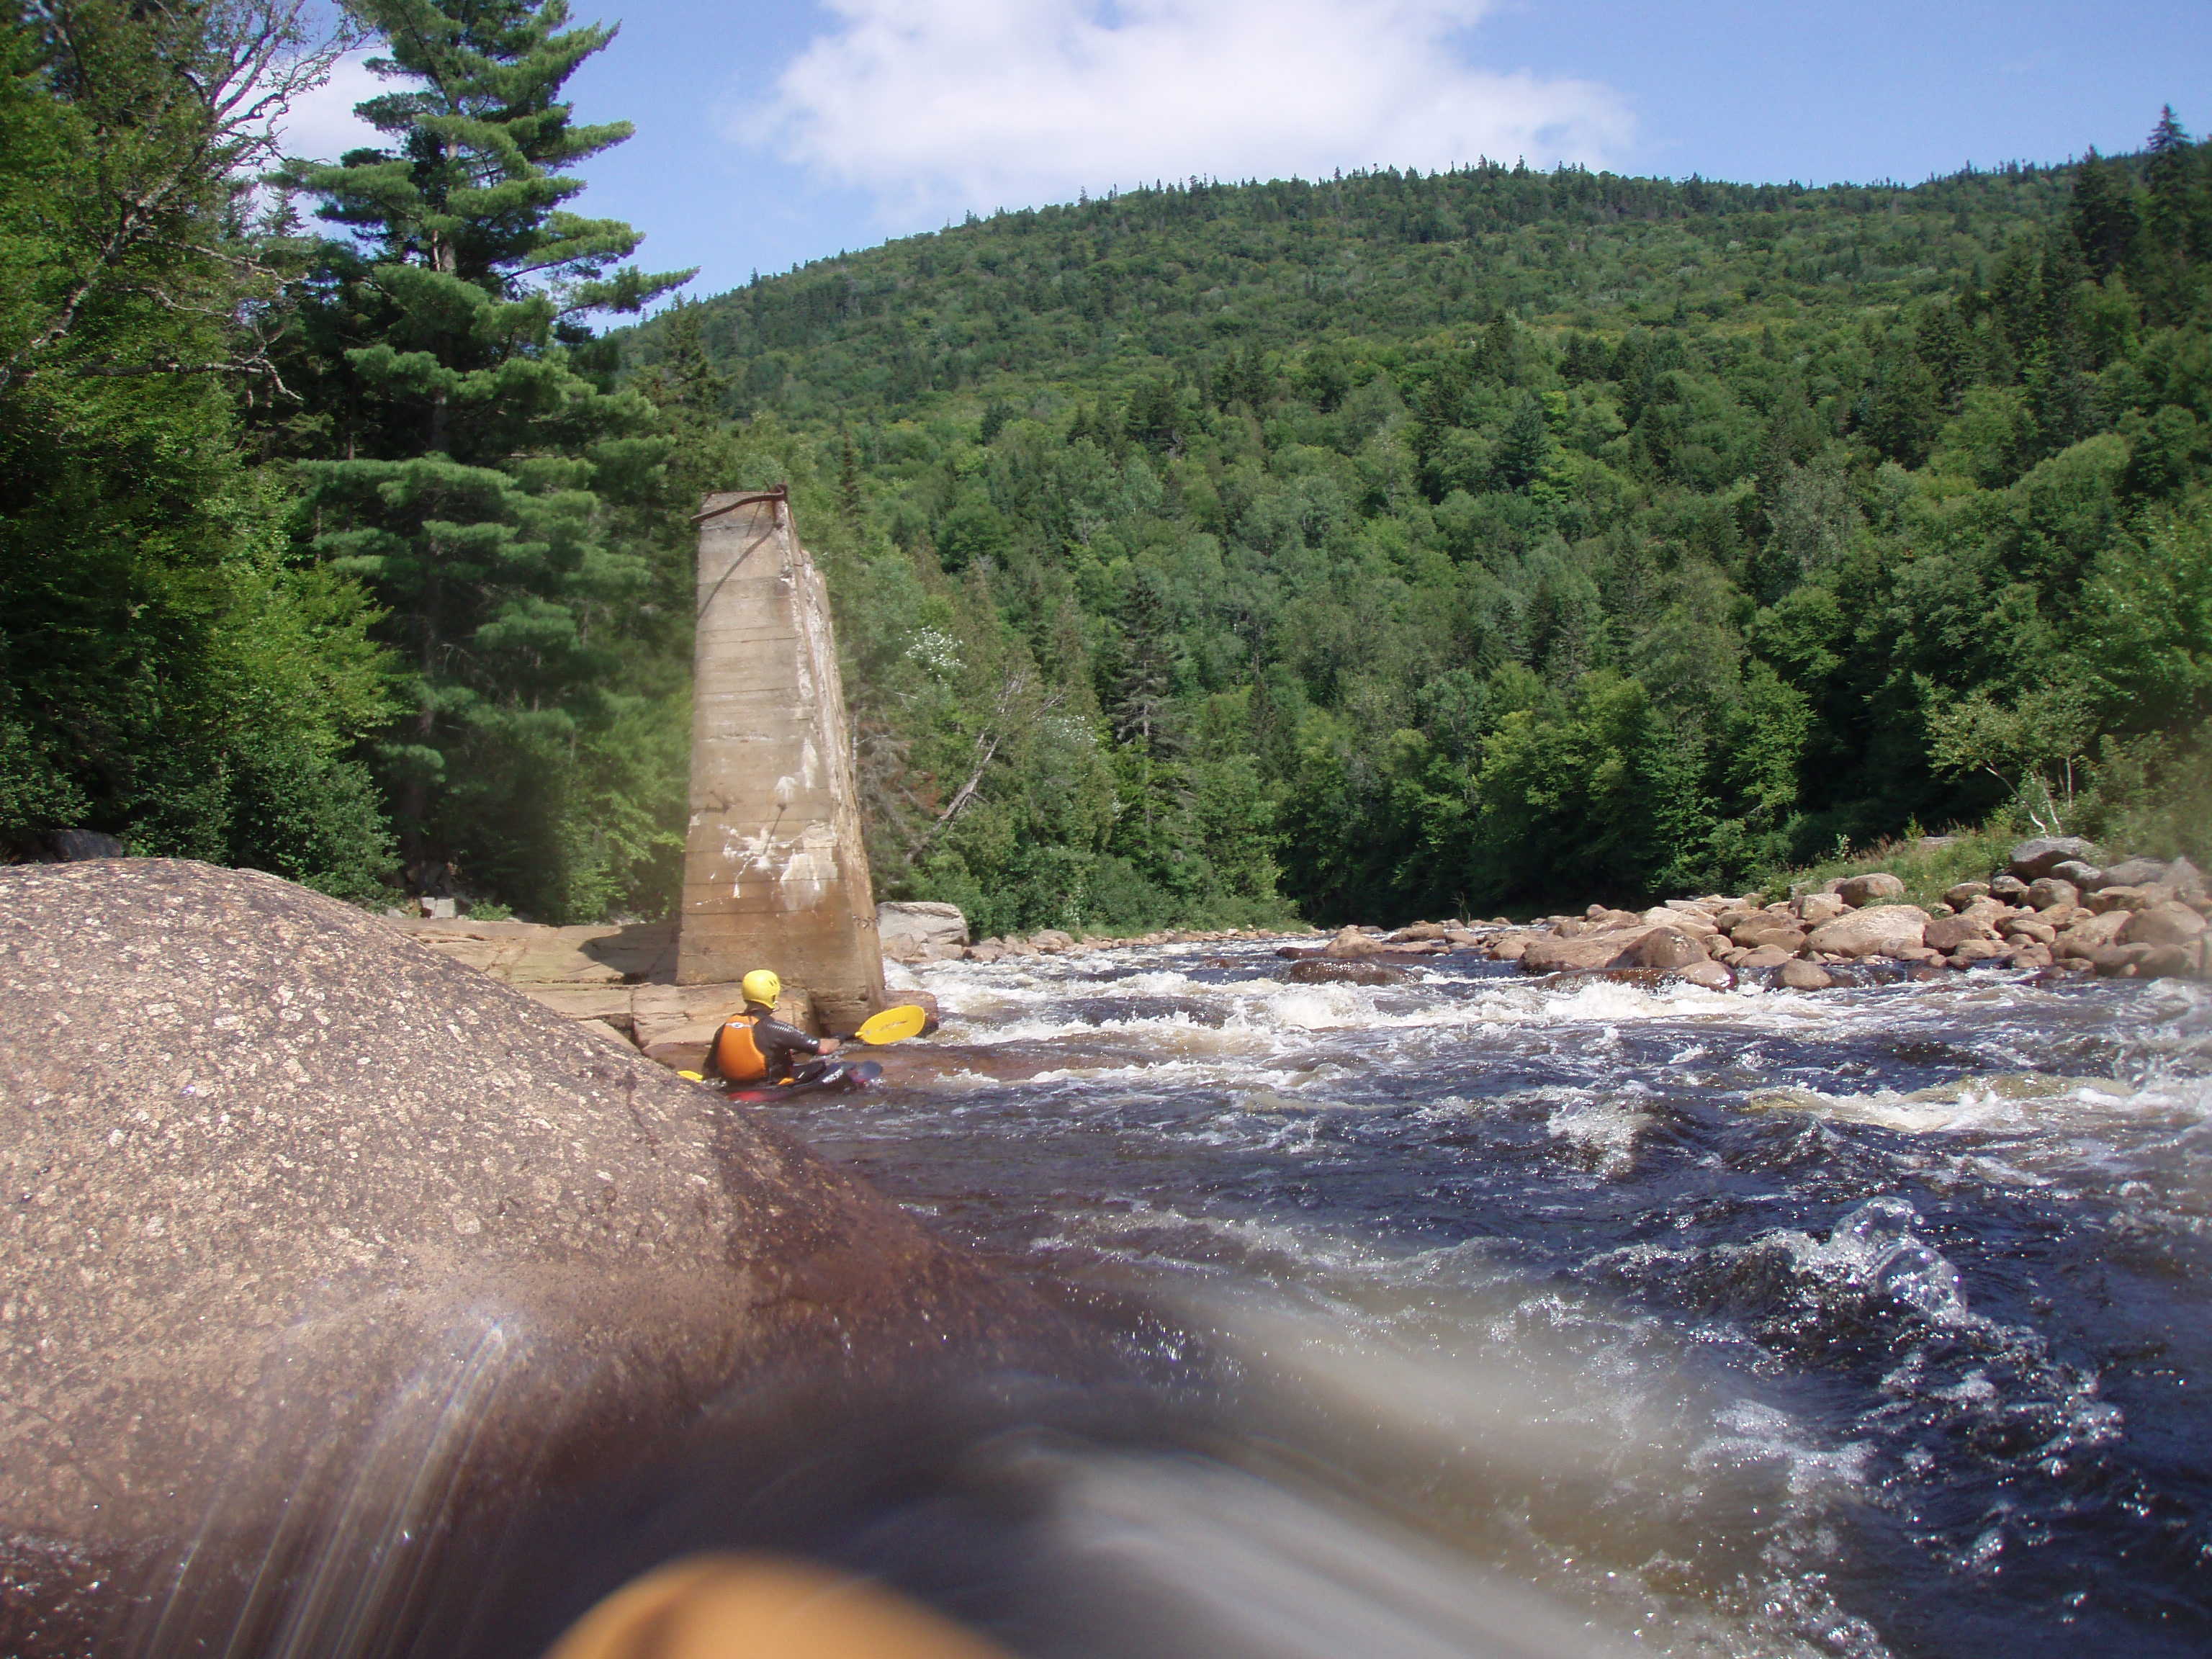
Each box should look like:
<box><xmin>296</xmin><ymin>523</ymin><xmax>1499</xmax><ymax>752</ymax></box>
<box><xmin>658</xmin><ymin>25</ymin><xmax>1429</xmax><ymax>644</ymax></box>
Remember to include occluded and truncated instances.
<box><xmin>1305</xmin><ymin>836</ymin><xmax>2211</xmax><ymax>992</ymax></box>
<box><xmin>0</xmin><ymin>860</ymin><xmax>1073</xmax><ymax>1658</ymax></box>
<box><xmin>390</xmin><ymin>840</ymin><xmax>2211</xmax><ymax>1082</ymax></box>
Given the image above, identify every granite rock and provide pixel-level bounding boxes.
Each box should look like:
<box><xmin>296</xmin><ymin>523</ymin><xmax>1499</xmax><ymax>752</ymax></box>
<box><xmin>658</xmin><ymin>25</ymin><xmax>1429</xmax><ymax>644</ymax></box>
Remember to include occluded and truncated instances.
<box><xmin>0</xmin><ymin>861</ymin><xmax>1050</xmax><ymax>1657</ymax></box>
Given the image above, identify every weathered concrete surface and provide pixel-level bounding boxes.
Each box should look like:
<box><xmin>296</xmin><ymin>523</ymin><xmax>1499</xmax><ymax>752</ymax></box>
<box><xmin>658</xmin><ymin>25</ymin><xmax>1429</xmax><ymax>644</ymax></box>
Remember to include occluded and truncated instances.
<box><xmin>679</xmin><ymin>491</ymin><xmax>885</xmax><ymax>1033</ymax></box>
<box><xmin>0</xmin><ymin>860</ymin><xmax>1054</xmax><ymax>1657</ymax></box>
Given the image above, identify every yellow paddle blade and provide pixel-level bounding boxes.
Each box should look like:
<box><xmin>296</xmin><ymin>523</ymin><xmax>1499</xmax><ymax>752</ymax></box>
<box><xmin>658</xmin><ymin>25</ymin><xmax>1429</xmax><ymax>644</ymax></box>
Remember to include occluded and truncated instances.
<box><xmin>854</xmin><ymin>1003</ymin><xmax>929</xmax><ymax>1046</ymax></box>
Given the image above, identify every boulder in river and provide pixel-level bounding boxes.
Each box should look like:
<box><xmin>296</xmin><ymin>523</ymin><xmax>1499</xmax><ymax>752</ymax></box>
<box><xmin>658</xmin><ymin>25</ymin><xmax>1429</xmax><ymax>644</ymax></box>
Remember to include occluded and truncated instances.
<box><xmin>2054</xmin><ymin>909</ymin><xmax>2133</xmax><ymax>960</ymax></box>
<box><xmin>2087</xmin><ymin>884</ymin><xmax>2161</xmax><ymax>914</ymax></box>
<box><xmin>1793</xmin><ymin>892</ymin><xmax>1848</xmax><ymax>926</ymax></box>
<box><xmin>1778</xmin><ymin>958</ymin><xmax>1835</xmax><ymax>990</ymax></box>
<box><xmin>1287</xmin><ymin>959</ymin><xmax>1411</xmax><ymax>986</ymax></box>
<box><xmin>1519</xmin><ymin>933</ymin><xmax>1631</xmax><ymax>974</ymax></box>
<box><xmin>1730</xmin><ymin>917</ymin><xmax>1808</xmax><ymax>953</ymax></box>
<box><xmin>0</xmin><ymin>860</ymin><xmax>1055</xmax><ymax>1657</ymax></box>
<box><xmin>1925</xmin><ymin>914</ymin><xmax>2000</xmax><ymax>953</ymax></box>
<box><xmin>1321</xmin><ymin>925</ymin><xmax>1381</xmax><ymax>959</ymax></box>
<box><xmin>1838</xmin><ymin>872</ymin><xmax>1905</xmax><ymax>907</ymax></box>
<box><xmin>1804</xmin><ymin>904</ymin><xmax>1932</xmax><ymax>960</ymax></box>
<box><xmin>1622</xmin><ymin>927</ymin><xmax>1706</xmax><ymax>970</ymax></box>
<box><xmin>2121</xmin><ymin>902</ymin><xmax>2209</xmax><ymax>948</ymax></box>
<box><xmin>2008</xmin><ymin>837</ymin><xmax>2102</xmax><ymax>880</ymax></box>
<box><xmin>2098</xmin><ymin>857</ymin><xmax>2170</xmax><ymax>889</ymax></box>
<box><xmin>876</xmin><ymin>902</ymin><xmax>969</xmax><ymax>962</ymax></box>
<box><xmin>1670</xmin><ymin>960</ymin><xmax>1735</xmax><ymax>989</ymax></box>
<box><xmin>2026</xmin><ymin>877</ymin><xmax>2079</xmax><ymax>910</ymax></box>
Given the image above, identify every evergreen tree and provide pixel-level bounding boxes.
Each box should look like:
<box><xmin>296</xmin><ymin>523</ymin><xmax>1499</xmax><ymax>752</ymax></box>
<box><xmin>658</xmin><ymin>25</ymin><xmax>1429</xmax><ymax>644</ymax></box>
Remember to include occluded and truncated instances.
<box><xmin>279</xmin><ymin>0</ymin><xmax>690</xmax><ymax>913</ymax></box>
<box><xmin>2068</xmin><ymin>148</ymin><xmax>2141</xmax><ymax>280</ymax></box>
<box><xmin>1493</xmin><ymin>392</ymin><xmax>1554</xmax><ymax>490</ymax></box>
<box><xmin>1</xmin><ymin>0</ymin><xmax>395</xmax><ymax>894</ymax></box>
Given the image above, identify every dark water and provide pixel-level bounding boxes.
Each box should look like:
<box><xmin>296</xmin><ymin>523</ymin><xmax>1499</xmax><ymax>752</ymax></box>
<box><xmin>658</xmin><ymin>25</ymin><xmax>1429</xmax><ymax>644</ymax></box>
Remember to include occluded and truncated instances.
<box><xmin>757</xmin><ymin>942</ymin><xmax>2212</xmax><ymax>1659</ymax></box>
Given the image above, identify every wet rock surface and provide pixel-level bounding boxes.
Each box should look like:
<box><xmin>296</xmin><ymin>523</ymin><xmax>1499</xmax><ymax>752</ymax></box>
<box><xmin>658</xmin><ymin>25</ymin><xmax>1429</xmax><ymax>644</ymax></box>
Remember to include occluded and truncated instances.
<box><xmin>0</xmin><ymin>861</ymin><xmax>1056</xmax><ymax>1657</ymax></box>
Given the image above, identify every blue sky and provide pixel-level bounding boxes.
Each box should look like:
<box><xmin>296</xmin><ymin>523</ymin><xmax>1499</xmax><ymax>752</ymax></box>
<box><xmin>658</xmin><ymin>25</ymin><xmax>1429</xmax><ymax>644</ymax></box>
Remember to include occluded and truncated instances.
<box><xmin>280</xmin><ymin>0</ymin><xmax>2212</xmax><ymax>305</ymax></box>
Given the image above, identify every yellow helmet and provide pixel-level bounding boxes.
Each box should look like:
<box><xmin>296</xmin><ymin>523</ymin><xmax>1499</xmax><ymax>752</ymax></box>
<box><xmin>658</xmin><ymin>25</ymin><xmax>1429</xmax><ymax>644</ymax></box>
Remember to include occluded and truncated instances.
<box><xmin>739</xmin><ymin>968</ymin><xmax>781</xmax><ymax>1010</ymax></box>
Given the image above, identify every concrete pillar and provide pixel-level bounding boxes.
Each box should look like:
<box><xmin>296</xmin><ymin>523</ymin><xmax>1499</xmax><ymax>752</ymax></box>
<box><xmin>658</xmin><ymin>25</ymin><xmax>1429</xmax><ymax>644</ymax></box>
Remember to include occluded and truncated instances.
<box><xmin>677</xmin><ymin>489</ymin><xmax>885</xmax><ymax>1033</ymax></box>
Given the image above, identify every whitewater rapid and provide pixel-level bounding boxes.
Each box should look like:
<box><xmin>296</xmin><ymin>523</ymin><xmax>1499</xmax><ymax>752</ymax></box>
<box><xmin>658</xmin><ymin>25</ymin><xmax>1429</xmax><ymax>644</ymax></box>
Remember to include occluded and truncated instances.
<box><xmin>765</xmin><ymin>940</ymin><xmax>2212</xmax><ymax>1659</ymax></box>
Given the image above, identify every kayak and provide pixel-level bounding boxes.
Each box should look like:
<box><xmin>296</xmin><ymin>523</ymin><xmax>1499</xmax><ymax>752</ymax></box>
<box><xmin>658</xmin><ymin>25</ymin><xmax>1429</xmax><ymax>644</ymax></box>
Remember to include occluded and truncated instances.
<box><xmin>723</xmin><ymin>1059</ymin><xmax>881</xmax><ymax>1103</ymax></box>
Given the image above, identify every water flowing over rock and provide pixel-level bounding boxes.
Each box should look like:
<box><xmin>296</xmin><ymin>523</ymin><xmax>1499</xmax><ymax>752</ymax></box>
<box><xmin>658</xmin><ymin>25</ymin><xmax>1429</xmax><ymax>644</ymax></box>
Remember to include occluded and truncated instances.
<box><xmin>1287</xmin><ymin>959</ymin><xmax>1410</xmax><ymax>986</ymax></box>
<box><xmin>0</xmin><ymin>860</ymin><xmax>1052</xmax><ymax>1657</ymax></box>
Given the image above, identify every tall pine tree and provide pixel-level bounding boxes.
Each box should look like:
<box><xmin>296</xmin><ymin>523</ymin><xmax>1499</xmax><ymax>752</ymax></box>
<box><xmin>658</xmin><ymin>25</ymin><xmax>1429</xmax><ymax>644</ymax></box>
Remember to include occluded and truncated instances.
<box><xmin>279</xmin><ymin>0</ymin><xmax>689</xmax><ymax>915</ymax></box>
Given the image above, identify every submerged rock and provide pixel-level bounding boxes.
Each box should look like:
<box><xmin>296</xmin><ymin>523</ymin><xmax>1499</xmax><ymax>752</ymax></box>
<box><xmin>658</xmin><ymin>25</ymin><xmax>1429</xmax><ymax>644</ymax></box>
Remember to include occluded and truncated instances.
<box><xmin>0</xmin><ymin>861</ymin><xmax>1052</xmax><ymax>1657</ymax></box>
<box><xmin>1778</xmin><ymin>958</ymin><xmax>1835</xmax><ymax>990</ymax></box>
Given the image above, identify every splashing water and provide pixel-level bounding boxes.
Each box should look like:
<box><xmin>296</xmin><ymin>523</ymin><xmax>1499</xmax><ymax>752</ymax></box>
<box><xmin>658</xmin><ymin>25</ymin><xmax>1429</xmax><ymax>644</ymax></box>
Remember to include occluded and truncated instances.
<box><xmin>750</xmin><ymin>942</ymin><xmax>2212</xmax><ymax>1658</ymax></box>
<box><xmin>132</xmin><ymin>945</ymin><xmax>2212</xmax><ymax>1658</ymax></box>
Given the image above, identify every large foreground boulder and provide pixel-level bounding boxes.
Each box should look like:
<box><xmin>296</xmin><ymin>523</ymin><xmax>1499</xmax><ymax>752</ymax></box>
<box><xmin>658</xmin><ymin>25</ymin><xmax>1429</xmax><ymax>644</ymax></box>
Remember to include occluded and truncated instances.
<box><xmin>0</xmin><ymin>862</ymin><xmax>1053</xmax><ymax>1656</ymax></box>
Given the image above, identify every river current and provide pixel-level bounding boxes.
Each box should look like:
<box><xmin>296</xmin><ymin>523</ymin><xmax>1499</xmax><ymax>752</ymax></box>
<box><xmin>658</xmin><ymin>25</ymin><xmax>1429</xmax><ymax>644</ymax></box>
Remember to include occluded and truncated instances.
<box><xmin>755</xmin><ymin>940</ymin><xmax>2212</xmax><ymax>1659</ymax></box>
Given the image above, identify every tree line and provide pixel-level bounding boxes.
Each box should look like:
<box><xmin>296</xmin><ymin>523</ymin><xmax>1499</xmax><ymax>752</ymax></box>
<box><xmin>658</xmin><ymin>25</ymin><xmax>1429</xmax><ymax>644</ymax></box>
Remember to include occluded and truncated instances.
<box><xmin>6</xmin><ymin>0</ymin><xmax>2207</xmax><ymax>932</ymax></box>
<box><xmin>1</xmin><ymin>0</ymin><xmax>709</xmax><ymax>918</ymax></box>
<box><xmin>637</xmin><ymin>110</ymin><xmax>2212</xmax><ymax>933</ymax></box>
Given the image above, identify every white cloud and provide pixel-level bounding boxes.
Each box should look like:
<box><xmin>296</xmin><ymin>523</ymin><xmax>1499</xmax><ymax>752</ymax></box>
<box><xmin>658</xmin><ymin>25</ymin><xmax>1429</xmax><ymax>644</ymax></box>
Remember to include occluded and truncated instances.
<box><xmin>737</xmin><ymin>0</ymin><xmax>1631</xmax><ymax>224</ymax></box>
<box><xmin>271</xmin><ymin>50</ymin><xmax>387</xmax><ymax>161</ymax></box>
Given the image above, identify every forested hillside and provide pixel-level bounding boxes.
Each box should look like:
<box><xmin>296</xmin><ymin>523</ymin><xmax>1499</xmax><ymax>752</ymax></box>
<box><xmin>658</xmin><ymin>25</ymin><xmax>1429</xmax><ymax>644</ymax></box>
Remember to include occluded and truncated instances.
<box><xmin>634</xmin><ymin>126</ymin><xmax>2212</xmax><ymax>932</ymax></box>
<box><xmin>4</xmin><ymin>0</ymin><xmax>2206</xmax><ymax>931</ymax></box>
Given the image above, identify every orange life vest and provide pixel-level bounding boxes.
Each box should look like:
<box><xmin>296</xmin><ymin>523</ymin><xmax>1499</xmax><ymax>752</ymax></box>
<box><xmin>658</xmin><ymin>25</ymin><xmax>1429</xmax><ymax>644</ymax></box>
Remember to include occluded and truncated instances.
<box><xmin>713</xmin><ymin>1015</ymin><xmax>769</xmax><ymax>1082</ymax></box>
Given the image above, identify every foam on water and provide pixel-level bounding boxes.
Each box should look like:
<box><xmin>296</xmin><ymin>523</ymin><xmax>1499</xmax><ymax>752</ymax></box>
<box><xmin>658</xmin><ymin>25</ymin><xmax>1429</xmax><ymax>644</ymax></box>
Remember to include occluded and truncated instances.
<box><xmin>788</xmin><ymin>940</ymin><xmax>2212</xmax><ymax>1655</ymax></box>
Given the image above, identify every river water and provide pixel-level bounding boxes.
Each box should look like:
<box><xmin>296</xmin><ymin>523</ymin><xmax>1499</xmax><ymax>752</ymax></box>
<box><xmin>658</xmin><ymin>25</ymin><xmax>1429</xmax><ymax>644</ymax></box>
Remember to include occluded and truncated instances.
<box><xmin>758</xmin><ymin>940</ymin><xmax>2212</xmax><ymax>1659</ymax></box>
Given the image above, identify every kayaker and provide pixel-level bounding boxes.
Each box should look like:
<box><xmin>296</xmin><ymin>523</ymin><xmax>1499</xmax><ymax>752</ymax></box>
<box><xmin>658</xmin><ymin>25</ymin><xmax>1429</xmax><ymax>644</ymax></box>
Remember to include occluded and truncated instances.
<box><xmin>710</xmin><ymin>969</ymin><xmax>842</xmax><ymax>1087</ymax></box>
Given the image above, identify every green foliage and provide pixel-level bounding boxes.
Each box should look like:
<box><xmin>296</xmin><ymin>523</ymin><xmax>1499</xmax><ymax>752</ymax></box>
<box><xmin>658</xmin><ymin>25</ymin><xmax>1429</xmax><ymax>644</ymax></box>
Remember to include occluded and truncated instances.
<box><xmin>11</xmin><ymin>2</ymin><xmax>2208</xmax><ymax>928</ymax></box>
<box><xmin>1747</xmin><ymin>822</ymin><xmax>2025</xmax><ymax>914</ymax></box>
<box><xmin>624</xmin><ymin>115</ymin><xmax>2212</xmax><ymax>922</ymax></box>
<box><xmin>273</xmin><ymin>0</ymin><xmax>691</xmax><ymax>917</ymax></box>
<box><xmin>0</xmin><ymin>1</ymin><xmax>396</xmax><ymax>896</ymax></box>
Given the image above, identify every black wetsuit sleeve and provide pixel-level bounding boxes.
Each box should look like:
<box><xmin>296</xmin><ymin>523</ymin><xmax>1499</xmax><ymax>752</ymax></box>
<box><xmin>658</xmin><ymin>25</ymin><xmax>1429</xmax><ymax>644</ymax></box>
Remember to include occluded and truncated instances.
<box><xmin>750</xmin><ymin>1015</ymin><xmax>823</xmax><ymax>1079</ymax></box>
